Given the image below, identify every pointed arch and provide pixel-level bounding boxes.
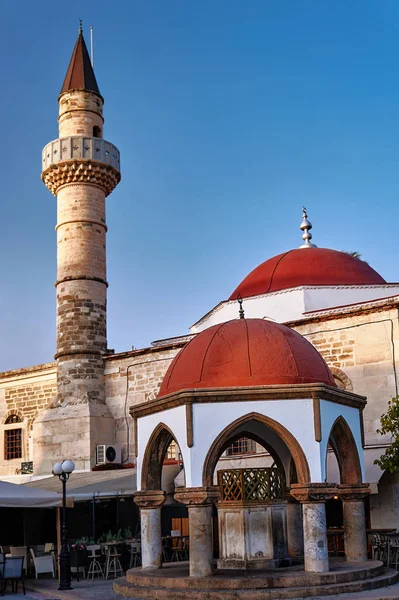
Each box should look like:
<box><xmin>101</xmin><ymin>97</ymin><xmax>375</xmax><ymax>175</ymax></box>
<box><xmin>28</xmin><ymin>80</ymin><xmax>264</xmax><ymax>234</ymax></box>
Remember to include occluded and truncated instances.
<box><xmin>202</xmin><ymin>412</ymin><xmax>310</xmax><ymax>486</ymax></box>
<box><xmin>141</xmin><ymin>422</ymin><xmax>184</xmax><ymax>490</ymax></box>
<box><xmin>327</xmin><ymin>416</ymin><xmax>362</xmax><ymax>484</ymax></box>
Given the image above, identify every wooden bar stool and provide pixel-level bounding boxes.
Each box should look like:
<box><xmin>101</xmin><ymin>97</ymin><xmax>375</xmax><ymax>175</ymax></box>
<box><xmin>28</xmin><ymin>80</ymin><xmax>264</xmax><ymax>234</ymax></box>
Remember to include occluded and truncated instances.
<box><xmin>105</xmin><ymin>545</ymin><xmax>123</xmax><ymax>579</ymax></box>
<box><xmin>86</xmin><ymin>545</ymin><xmax>104</xmax><ymax>580</ymax></box>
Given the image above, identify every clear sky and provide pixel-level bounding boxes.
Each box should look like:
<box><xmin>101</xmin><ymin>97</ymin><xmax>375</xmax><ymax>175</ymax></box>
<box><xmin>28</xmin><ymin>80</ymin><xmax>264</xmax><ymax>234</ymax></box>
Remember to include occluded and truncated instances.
<box><xmin>1</xmin><ymin>0</ymin><xmax>399</xmax><ymax>371</ymax></box>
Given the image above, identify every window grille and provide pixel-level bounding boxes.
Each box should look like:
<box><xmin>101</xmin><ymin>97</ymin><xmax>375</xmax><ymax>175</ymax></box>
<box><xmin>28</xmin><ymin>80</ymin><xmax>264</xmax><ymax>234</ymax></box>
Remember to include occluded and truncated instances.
<box><xmin>165</xmin><ymin>440</ymin><xmax>176</xmax><ymax>460</ymax></box>
<box><xmin>5</xmin><ymin>428</ymin><xmax>22</xmax><ymax>460</ymax></box>
<box><xmin>226</xmin><ymin>437</ymin><xmax>256</xmax><ymax>456</ymax></box>
<box><xmin>5</xmin><ymin>415</ymin><xmax>22</xmax><ymax>425</ymax></box>
<box><xmin>218</xmin><ymin>467</ymin><xmax>286</xmax><ymax>503</ymax></box>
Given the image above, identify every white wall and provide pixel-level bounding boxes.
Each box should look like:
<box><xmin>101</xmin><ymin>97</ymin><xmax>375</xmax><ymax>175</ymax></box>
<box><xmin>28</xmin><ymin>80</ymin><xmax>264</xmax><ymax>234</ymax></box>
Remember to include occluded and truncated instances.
<box><xmin>319</xmin><ymin>400</ymin><xmax>364</xmax><ymax>482</ymax></box>
<box><xmin>191</xmin><ymin>286</ymin><xmax>399</xmax><ymax>333</ymax></box>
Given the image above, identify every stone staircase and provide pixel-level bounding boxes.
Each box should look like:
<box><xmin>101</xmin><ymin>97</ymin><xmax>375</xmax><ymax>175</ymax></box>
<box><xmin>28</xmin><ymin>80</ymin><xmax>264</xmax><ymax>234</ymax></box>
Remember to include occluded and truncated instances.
<box><xmin>113</xmin><ymin>559</ymin><xmax>399</xmax><ymax>599</ymax></box>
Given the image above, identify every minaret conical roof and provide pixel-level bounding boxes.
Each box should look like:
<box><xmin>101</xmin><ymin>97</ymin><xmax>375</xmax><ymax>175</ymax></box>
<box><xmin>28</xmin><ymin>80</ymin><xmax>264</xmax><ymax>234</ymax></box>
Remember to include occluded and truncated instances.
<box><xmin>60</xmin><ymin>28</ymin><xmax>100</xmax><ymax>96</ymax></box>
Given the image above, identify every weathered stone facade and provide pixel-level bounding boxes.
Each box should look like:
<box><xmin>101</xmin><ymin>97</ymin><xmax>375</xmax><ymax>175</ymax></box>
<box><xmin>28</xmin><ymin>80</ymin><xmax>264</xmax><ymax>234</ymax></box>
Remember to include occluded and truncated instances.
<box><xmin>290</xmin><ymin>305</ymin><xmax>399</xmax><ymax>447</ymax></box>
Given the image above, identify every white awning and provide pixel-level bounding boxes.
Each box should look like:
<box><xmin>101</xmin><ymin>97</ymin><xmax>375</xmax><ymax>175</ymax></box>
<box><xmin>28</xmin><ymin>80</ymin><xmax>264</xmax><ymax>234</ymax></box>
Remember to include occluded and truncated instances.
<box><xmin>0</xmin><ymin>479</ymin><xmax>62</xmax><ymax>508</ymax></box>
<box><xmin>24</xmin><ymin>469</ymin><xmax>137</xmax><ymax>502</ymax></box>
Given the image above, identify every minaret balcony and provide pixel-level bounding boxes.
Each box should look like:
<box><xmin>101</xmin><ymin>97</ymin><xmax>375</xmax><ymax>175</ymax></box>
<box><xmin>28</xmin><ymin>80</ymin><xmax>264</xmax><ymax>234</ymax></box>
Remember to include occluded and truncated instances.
<box><xmin>42</xmin><ymin>136</ymin><xmax>120</xmax><ymax>173</ymax></box>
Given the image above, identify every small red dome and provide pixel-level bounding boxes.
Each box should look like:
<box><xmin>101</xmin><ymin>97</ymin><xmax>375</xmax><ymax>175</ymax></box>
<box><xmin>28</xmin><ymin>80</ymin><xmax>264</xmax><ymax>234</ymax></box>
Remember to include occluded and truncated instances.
<box><xmin>158</xmin><ymin>318</ymin><xmax>335</xmax><ymax>397</ymax></box>
<box><xmin>229</xmin><ymin>248</ymin><xmax>386</xmax><ymax>300</ymax></box>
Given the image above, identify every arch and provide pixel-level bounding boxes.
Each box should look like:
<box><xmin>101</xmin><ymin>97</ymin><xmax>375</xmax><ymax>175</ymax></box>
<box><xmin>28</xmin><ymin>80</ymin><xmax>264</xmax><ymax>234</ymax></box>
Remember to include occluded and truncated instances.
<box><xmin>327</xmin><ymin>416</ymin><xmax>362</xmax><ymax>484</ymax></box>
<box><xmin>3</xmin><ymin>410</ymin><xmax>24</xmax><ymax>425</ymax></box>
<box><xmin>141</xmin><ymin>422</ymin><xmax>184</xmax><ymax>490</ymax></box>
<box><xmin>330</xmin><ymin>367</ymin><xmax>353</xmax><ymax>391</ymax></box>
<box><xmin>5</xmin><ymin>415</ymin><xmax>22</xmax><ymax>425</ymax></box>
<box><xmin>93</xmin><ymin>125</ymin><xmax>102</xmax><ymax>138</ymax></box>
<box><xmin>222</xmin><ymin>429</ymin><xmax>284</xmax><ymax>471</ymax></box>
<box><xmin>202</xmin><ymin>412</ymin><xmax>310</xmax><ymax>486</ymax></box>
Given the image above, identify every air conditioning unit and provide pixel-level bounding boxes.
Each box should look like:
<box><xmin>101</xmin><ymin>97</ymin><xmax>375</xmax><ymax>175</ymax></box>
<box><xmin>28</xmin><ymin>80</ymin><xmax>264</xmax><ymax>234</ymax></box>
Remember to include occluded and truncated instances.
<box><xmin>96</xmin><ymin>444</ymin><xmax>121</xmax><ymax>465</ymax></box>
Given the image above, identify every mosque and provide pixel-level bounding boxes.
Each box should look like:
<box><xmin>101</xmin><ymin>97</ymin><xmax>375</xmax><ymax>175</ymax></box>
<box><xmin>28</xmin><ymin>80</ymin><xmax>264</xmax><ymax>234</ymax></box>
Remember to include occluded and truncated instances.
<box><xmin>1</xmin><ymin>26</ymin><xmax>399</xmax><ymax>595</ymax></box>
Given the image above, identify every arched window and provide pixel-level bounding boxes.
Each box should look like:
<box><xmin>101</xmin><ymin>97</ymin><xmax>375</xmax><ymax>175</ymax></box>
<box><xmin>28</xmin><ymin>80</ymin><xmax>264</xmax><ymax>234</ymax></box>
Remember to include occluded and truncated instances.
<box><xmin>5</xmin><ymin>415</ymin><xmax>22</xmax><ymax>425</ymax></box>
<box><xmin>4</xmin><ymin>414</ymin><xmax>23</xmax><ymax>460</ymax></box>
<box><xmin>93</xmin><ymin>126</ymin><xmax>102</xmax><ymax>138</ymax></box>
<box><xmin>226</xmin><ymin>437</ymin><xmax>256</xmax><ymax>456</ymax></box>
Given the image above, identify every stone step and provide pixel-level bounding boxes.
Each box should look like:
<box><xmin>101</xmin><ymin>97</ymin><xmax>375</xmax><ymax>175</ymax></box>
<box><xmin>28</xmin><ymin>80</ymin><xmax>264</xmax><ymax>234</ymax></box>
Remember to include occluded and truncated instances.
<box><xmin>113</xmin><ymin>568</ymin><xmax>399</xmax><ymax>599</ymax></box>
<box><xmin>125</xmin><ymin>560</ymin><xmax>384</xmax><ymax>590</ymax></box>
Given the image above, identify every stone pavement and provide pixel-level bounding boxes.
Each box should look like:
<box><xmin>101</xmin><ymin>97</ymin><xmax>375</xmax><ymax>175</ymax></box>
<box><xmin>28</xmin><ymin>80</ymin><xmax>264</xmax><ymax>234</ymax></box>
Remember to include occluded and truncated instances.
<box><xmin>23</xmin><ymin>575</ymin><xmax>399</xmax><ymax>600</ymax></box>
<box><xmin>24</xmin><ymin>577</ymin><xmax>121</xmax><ymax>600</ymax></box>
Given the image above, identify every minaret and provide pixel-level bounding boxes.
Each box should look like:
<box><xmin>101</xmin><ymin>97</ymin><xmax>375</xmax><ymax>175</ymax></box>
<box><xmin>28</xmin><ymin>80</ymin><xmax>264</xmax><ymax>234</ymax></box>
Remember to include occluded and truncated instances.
<box><xmin>40</xmin><ymin>26</ymin><xmax>120</xmax><ymax>469</ymax></box>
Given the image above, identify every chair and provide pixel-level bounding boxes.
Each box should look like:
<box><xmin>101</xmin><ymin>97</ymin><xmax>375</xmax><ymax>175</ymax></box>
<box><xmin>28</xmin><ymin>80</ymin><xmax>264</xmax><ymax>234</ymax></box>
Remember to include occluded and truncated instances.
<box><xmin>10</xmin><ymin>546</ymin><xmax>28</xmax><ymax>575</ymax></box>
<box><xmin>170</xmin><ymin>536</ymin><xmax>189</xmax><ymax>562</ymax></box>
<box><xmin>70</xmin><ymin>548</ymin><xmax>87</xmax><ymax>581</ymax></box>
<box><xmin>3</xmin><ymin>556</ymin><xmax>25</xmax><ymax>595</ymax></box>
<box><xmin>104</xmin><ymin>545</ymin><xmax>123</xmax><ymax>579</ymax></box>
<box><xmin>29</xmin><ymin>548</ymin><xmax>55</xmax><ymax>579</ymax></box>
<box><xmin>86</xmin><ymin>545</ymin><xmax>104</xmax><ymax>580</ymax></box>
<box><xmin>128</xmin><ymin>542</ymin><xmax>141</xmax><ymax>569</ymax></box>
<box><xmin>0</xmin><ymin>554</ymin><xmax>4</xmax><ymax>597</ymax></box>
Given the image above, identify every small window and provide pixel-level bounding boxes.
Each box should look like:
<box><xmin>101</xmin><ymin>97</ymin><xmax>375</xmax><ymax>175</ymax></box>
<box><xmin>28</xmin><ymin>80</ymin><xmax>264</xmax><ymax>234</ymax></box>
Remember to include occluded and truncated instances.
<box><xmin>5</xmin><ymin>428</ymin><xmax>22</xmax><ymax>460</ymax></box>
<box><xmin>165</xmin><ymin>440</ymin><xmax>176</xmax><ymax>460</ymax></box>
<box><xmin>93</xmin><ymin>126</ymin><xmax>102</xmax><ymax>138</ymax></box>
<box><xmin>5</xmin><ymin>415</ymin><xmax>22</xmax><ymax>425</ymax></box>
<box><xmin>226</xmin><ymin>437</ymin><xmax>256</xmax><ymax>456</ymax></box>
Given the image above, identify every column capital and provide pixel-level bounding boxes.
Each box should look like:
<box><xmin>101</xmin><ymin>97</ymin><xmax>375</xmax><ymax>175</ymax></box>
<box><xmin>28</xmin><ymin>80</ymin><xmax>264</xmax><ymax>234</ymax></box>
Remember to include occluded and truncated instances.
<box><xmin>134</xmin><ymin>489</ymin><xmax>166</xmax><ymax>509</ymax></box>
<box><xmin>290</xmin><ymin>483</ymin><xmax>337</xmax><ymax>503</ymax></box>
<box><xmin>337</xmin><ymin>483</ymin><xmax>370</xmax><ymax>501</ymax></box>
<box><xmin>174</xmin><ymin>486</ymin><xmax>219</xmax><ymax>506</ymax></box>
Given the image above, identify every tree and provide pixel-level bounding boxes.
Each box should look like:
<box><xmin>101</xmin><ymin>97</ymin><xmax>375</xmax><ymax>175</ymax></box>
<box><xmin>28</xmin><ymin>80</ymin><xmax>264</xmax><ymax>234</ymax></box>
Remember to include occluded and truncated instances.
<box><xmin>374</xmin><ymin>396</ymin><xmax>399</xmax><ymax>473</ymax></box>
<box><xmin>342</xmin><ymin>250</ymin><xmax>362</xmax><ymax>260</ymax></box>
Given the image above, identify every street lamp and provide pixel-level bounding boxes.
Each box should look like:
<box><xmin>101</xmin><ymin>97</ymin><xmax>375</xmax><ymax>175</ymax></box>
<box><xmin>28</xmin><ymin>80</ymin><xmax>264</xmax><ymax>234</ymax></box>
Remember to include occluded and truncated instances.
<box><xmin>53</xmin><ymin>459</ymin><xmax>75</xmax><ymax>591</ymax></box>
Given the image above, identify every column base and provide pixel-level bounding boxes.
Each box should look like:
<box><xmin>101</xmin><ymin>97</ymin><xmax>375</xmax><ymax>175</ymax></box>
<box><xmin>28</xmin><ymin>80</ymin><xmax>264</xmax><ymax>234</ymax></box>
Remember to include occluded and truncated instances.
<box><xmin>217</xmin><ymin>557</ymin><xmax>293</xmax><ymax>570</ymax></box>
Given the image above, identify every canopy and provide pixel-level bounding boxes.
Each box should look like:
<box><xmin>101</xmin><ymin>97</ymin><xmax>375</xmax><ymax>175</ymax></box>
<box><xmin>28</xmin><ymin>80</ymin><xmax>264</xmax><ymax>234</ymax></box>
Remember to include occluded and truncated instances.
<box><xmin>0</xmin><ymin>479</ymin><xmax>62</xmax><ymax>508</ymax></box>
<box><xmin>24</xmin><ymin>469</ymin><xmax>137</xmax><ymax>501</ymax></box>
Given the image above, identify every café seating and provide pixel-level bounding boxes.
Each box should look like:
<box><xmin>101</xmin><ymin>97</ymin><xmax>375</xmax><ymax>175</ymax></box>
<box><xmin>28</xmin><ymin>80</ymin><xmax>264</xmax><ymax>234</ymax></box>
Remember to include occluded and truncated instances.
<box><xmin>104</xmin><ymin>545</ymin><xmax>124</xmax><ymax>579</ymax></box>
<box><xmin>86</xmin><ymin>545</ymin><xmax>104</xmax><ymax>579</ymax></box>
<box><xmin>2</xmin><ymin>556</ymin><xmax>25</xmax><ymax>595</ymax></box>
<box><xmin>0</xmin><ymin>554</ymin><xmax>4</xmax><ymax>596</ymax></box>
<box><xmin>29</xmin><ymin>548</ymin><xmax>55</xmax><ymax>579</ymax></box>
<box><xmin>170</xmin><ymin>536</ymin><xmax>189</xmax><ymax>562</ymax></box>
<box><xmin>10</xmin><ymin>546</ymin><xmax>28</xmax><ymax>575</ymax></box>
<box><xmin>128</xmin><ymin>542</ymin><xmax>141</xmax><ymax>569</ymax></box>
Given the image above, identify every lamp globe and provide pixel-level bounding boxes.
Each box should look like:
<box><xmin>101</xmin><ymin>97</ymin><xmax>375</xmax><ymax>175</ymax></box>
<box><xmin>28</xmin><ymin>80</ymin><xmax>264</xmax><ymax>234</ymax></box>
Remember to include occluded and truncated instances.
<box><xmin>53</xmin><ymin>462</ymin><xmax>63</xmax><ymax>476</ymax></box>
<box><xmin>62</xmin><ymin>460</ymin><xmax>75</xmax><ymax>474</ymax></box>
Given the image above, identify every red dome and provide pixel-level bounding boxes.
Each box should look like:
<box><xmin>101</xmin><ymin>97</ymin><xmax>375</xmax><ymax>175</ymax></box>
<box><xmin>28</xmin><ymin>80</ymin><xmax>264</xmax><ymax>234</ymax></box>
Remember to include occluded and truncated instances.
<box><xmin>158</xmin><ymin>318</ymin><xmax>335</xmax><ymax>397</ymax></box>
<box><xmin>229</xmin><ymin>248</ymin><xmax>386</xmax><ymax>300</ymax></box>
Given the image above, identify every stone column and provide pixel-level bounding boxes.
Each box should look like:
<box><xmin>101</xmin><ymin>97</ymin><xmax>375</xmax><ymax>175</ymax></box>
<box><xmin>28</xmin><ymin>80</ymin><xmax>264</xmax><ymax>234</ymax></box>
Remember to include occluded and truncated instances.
<box><xmin>286</xmin><ymin>500</ymin><xmax>304</xmax><ymax>558</ymax></box>
<box><xmin>291</xmin><ymin>483</ymin><xmax>336</xmax><ymax>573</ymax></box>
<box><xmin>339</xmin><ymin>484</ymin><xmax>370</xmax><ymax>562</ymax></box>
<box><xmin>134</xmin><ymin>490</ymin><xmax>166</xmax><ymax>570</ymax></box>
<box><xmin>175</xmin><ymin>486</ymin><xmax>219</xmax><ymax>577</ymax></box>
<box><xmin>302</xmin><ymin>502</ymin><xmax>329</xmax><ymax>573</ymax></box>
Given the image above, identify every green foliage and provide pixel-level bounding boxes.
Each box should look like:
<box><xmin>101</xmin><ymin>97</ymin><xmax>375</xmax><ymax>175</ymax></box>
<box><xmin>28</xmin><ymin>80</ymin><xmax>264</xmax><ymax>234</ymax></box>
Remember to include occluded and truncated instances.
<box><xmin>97</xmin><ymin>529</ymin><xmax>124</xmax><ymax>544</ymax></box>
<box><xmin>342</xmin><ymin>250</ymin><xmax>362</xmax><ymax>260</ymax></box>
<box><xmin>374</xmin><ymin>396</ymin><xmax>399</xmax><ymax>473</ymax></box>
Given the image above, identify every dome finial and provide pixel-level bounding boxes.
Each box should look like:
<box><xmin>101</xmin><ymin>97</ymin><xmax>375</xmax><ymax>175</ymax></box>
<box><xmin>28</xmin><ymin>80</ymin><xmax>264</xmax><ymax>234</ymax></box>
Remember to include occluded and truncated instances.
<box><xmin>299</xmin><ymin>206</ymin><xmax>317</xmax><ymax>249</ymax></box>
<box><xmin>237</xmin><ymin>293</ymin><xmax>245</xmax><ymax>319</ymax></box>
<box><xmin>78</xmin><ymin>19</ymin><xmax>83</xmax><ymax>35</ymax></box>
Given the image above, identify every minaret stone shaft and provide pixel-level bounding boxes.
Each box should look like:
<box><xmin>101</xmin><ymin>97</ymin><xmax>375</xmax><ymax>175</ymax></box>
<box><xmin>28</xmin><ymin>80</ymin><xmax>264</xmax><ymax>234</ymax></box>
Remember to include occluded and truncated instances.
<box><xmin>42</xmin><ymin>29</ymin><xmax>121</xmax><ymax>411</ymax></box>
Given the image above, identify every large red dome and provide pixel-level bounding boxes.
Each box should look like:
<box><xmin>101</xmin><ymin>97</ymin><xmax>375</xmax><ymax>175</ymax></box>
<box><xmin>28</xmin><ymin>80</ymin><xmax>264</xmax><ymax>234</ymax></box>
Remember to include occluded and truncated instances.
<box><xmin>229</xmin><ymin>248</ymin><xmax>386</xmax><ymax>300</ymax></box>
<box><xmin>158</xmin><ymin>318</ymin><xmax>335</xmax><ymax>397</ymax></box>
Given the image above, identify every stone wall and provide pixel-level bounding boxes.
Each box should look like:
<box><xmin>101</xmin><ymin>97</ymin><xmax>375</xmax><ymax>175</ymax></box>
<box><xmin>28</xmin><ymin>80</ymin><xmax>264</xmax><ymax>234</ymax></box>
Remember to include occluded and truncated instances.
<box><xmin>291</xmin><ymin>307</ymin><xmax>399</xmax><ymax>447</ymax></box>
<box><xmin>104</xmin><ymin>344</ymin><xmax>184</xmax><ymax>462</ymax></box>
<box><xmin>0</xmin><ymin>363</ymin><xmax>56</xmax><ymax>475</ymax></box>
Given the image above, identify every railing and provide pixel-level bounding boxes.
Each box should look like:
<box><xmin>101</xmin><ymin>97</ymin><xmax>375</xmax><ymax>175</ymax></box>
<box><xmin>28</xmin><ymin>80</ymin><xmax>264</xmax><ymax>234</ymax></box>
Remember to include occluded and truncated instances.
<box><xmin>42</xmin><ymin>137</ymin><xmax>120</xmax><ymax>172</ymax></box>
<box><xmin>218</xmin><ymin>467</ymin><xmax>286</xmax><ymax>503</ymax></box>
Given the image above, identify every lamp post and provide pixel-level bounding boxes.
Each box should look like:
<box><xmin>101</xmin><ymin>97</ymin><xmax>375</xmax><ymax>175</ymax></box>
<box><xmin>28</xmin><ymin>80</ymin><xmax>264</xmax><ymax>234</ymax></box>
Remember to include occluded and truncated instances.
<box><xmin>53</xmin><ymin>459</ymin><xmax>75</xmax><ymax>591</ymax></box>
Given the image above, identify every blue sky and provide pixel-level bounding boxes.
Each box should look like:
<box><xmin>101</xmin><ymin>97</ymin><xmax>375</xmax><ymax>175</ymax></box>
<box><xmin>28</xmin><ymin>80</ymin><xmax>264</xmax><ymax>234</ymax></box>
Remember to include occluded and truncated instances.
<box><xmin>1</xmin><ymin>0</ymin><xmax>399</xmax><ymax>370</ymax></box>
